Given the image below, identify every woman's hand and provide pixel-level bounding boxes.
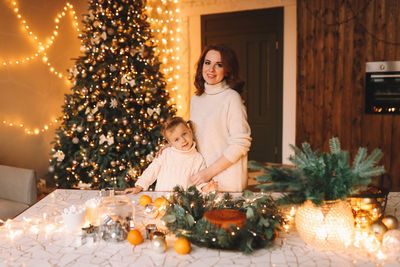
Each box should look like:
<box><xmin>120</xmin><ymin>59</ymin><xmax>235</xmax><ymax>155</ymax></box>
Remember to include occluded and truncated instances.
<box><xmin>124</xmin><ymin>186</ymin><xmax>143</xmax><ymax>194</ymax></box>
<box><xmin>155</xmin><ymin>143</ymin><xmax>171</xmax><ymax>158</ymax></box>
<box><xmin>191</xmin><ymin>169</ymin><xmax>212</xmax><ymax>185</ymax></box>
<box><xmin>192</xmin><ymin>156</ymin><xmax>234</xmax><ymax>186</ymax></box>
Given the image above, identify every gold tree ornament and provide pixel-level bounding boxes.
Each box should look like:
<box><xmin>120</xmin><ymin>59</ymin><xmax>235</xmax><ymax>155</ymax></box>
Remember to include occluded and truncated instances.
<box><xmin>381</xmin><ymin>215</ymin><xmax>399</xmax><ymax>230</ymax></box>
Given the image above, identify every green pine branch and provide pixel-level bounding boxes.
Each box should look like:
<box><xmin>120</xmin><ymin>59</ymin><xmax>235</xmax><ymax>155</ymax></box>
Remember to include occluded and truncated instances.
<box><xmin>251</xmin><ymin>137</ymin><xmax>385</xmax><ymax>205</ymax></box>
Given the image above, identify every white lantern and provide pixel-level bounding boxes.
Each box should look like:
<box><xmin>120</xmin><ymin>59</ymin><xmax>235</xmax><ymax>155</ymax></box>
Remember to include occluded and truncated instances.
<box><xmin>295</xmin><ymin>200</ymin><xmax>354</xmax><ymax>250</ymax></box>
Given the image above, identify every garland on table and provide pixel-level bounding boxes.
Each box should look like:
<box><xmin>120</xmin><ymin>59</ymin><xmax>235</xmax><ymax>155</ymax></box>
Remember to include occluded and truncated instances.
<box><xmin>161</xmin><ymin>186</ymin><xmax>284</xmax><ymax>254</ymax></box>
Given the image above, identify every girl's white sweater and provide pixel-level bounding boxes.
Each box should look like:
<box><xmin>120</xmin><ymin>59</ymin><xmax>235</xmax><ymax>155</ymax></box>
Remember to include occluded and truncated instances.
<box><xmin>135</xmin><ymin>144</ymin><xmax>205</xmax><ymax>191</ymax></box>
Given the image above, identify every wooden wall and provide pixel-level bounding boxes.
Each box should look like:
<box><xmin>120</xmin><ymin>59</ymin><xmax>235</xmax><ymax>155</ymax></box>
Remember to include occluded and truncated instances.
<box><xmin>297</xmin><ymin>0</ymin><xmax>400</xmax><ymax>191</ymax></box>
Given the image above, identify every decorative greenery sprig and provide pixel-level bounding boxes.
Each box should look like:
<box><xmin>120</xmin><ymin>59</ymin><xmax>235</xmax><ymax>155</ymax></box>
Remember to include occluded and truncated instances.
<box><xmin>250</xmin><ymin>137</ymin><xmax>385</xmax><ymax>205</ymax></box>
<box><xmin>162</xmin><ymin>186</ymin><xmax>284</xmax><ymax>254</ymax></box>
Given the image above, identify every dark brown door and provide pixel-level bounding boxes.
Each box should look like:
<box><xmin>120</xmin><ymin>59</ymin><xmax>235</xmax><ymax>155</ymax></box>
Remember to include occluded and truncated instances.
<box><xmin>201</xmin><ymin>8</ymin><xmax>283</xmax><ymax>163</ymax></box>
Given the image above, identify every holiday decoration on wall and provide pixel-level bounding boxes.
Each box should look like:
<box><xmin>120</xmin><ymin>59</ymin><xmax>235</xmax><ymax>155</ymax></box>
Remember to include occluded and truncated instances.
<box><xmin>48</xmin><ymin>0</ymin><xmax>176</xmax><ymax>189</ymax></box>
<box><xmin>250</xmin><ymin>137</ymin><xmax>385</xmax><ymax>251</ymax></box>
<box><xmin>1</xmin><ymin>0</ymin><xmax>182</xmax><ymax>136</ymax></box>
<box><xmin>146</xmin><ymin>0</ymin><xmax>183</xmax><ymax>112</ymax></box>
<box><xmin>162</xmin><ymin>186</ymin><xmax>284</xmax><ymax>254</ymax></box>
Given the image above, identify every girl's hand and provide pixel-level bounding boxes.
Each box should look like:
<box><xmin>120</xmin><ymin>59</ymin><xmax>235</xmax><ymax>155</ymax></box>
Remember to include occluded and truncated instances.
<box><xmin>191</xmin><ymin>169</ymin><xmax>211</xmax><ymax>185</ymax></box>
<box><xmin>124</xmin><ymin>186</ymin><xmax>143</xmax><ymax>194</ymax></box>
<box><xmin>155</xmin><ymin>143</ymin><xmax>171</xmax><ymax>158</ymax></box>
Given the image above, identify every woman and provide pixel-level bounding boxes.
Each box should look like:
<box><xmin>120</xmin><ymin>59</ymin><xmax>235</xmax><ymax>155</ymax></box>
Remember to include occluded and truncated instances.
<box><xmin>190</xmin><ymin>44</ymin><xmax>251</xmax><ymax>192</ymax></box>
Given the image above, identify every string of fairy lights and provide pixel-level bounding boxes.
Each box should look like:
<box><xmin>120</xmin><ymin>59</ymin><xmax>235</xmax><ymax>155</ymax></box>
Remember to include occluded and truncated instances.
<box><xmin>1</xmin><ymin>0</ymin><xmax>182</xmax><ymax>135</ymax></box>
<box><xmin>145</xmin><ymin>0</ymin><xmax>182</xmax><ymax>110</ymax></box>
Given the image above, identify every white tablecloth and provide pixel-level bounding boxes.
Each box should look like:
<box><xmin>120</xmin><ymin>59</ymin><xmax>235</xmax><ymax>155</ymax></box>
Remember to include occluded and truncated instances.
<box><xmin>1</xmin><ymin>189</ymin><xmax>400</xmax><ymax>266</ymax></box>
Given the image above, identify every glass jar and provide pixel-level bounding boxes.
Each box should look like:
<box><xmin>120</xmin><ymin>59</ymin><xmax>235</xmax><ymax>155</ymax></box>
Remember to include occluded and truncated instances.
<box><xmin>98</xmin><ymin>195</ymin><xmax>134</xmax><ymax>242</ymax></box>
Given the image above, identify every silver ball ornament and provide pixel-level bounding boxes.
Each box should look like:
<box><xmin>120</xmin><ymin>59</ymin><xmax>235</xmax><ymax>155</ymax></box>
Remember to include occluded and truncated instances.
<box><xmin>72</xmin><ymin>137</ymin><xmax>79</xmax><ymax>144</ymax></box>
<box><xmin>77</xmin><ymin>126</ymin><xmax>84</xmax><ymax>133</ymax></box>
<box><xmin>382</xmin><ymin>229</ymin><xmax>400</xmax><ymax>254</ymax></box>
<box><xmin>152</xmin><ymin>237</ymin><xmax>166</xmax><ymax>253</ymax></box>
<box><xmin>370</xmin><ymin>220</ymin><xmax>388</xmax><ymax>241</ymax></box>
<box><xmin>144</xmin><ymin>204</ymin><xmax>158</xmax><ymax>219</ymax></box>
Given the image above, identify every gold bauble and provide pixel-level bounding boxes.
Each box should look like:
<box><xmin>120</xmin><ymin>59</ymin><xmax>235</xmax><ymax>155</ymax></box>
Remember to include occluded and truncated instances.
<box><xmin>370</xmin><ymin>220</ymin><xmax>388</xmax><ymax>241</ymax></box>
<box><xmin>133</xmin><ymin>134</ymin><xmax>141</xmax><ymax>142</ymax></box>
<box><xmin>134</xmin><ymin>150</ymin><xmax>140</xmax><ymax>156</ymax></box>
<box><xmin>382</xmin><ymin>215</ymin><xmax>399</xmax><ymax>230</ymax></box>
<box><xmin>87</xmin><ymin>114</ymin><xmax>94</xmax><ymax>122</ymax></box>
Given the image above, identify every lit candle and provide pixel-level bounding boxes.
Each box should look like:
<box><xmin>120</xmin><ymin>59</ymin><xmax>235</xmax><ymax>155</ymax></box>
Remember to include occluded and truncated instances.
<box><xmin>85</xmin><ymin>198</ymin><xmax>100</xmax><ymax>225</ymax></box>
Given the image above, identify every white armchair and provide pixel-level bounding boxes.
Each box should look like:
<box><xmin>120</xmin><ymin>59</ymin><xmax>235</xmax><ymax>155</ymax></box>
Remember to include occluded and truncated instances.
<box><xmin>0</xmin><ymin>165</ymin><xmax>37</xmax><ymax>220</ymax></box>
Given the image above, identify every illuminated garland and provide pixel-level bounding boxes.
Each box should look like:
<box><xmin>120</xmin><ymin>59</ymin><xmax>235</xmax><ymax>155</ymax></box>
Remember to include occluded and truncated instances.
<box><xmin>1</xmin><ymin>0</ymin><xmax>182</xmax><ymax>135</ymax></box>
<box><xmin>2</xmin><ymin>1</ymin><xmax>81</xmax><ymax>79</ymax></box>
<box><xmin>146</xmin><ymin>0</ymin><xmax>183</xmax><ymax>111</ymax></box>
<box><xmin>162</xmin><ymin>186</ymin><xmax>284</xmax><ymax>254</ymax></box>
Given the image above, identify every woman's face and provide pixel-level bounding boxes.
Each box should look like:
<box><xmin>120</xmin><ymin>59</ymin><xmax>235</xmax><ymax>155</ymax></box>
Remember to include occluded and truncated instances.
<box><xmin>202</xmin><ymin>50</ymin><xmax>225</xmax><ymax>85</ymax></box>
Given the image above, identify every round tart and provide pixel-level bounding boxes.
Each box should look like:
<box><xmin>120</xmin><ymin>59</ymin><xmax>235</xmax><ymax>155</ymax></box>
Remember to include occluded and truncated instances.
<box><xmin>203</xmin><ymin>209</ymin><xmax>246</xmax><ymax>230</ymax></box>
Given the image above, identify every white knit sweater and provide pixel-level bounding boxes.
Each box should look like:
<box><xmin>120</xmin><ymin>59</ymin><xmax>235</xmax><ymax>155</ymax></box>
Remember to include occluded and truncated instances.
<box><xmin>190</xmin><ymin>81</ymin><xmax>252</xmax><ymax>192</ymax></box>
<box><xmin>135</xmin><ymin>143</ymin><xmax>205</xmax><ymax>191</ymax></box>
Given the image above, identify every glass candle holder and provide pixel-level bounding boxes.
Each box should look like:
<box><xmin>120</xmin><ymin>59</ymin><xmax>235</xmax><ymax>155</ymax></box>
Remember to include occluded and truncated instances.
<box><xmin>98</xmin><ymin>195</ymin><xmax>134</xmax><ymax>242</ymax></box>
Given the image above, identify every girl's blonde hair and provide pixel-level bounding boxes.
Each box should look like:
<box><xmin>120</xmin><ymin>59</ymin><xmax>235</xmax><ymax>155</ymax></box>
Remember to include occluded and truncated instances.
<box><xmin>161</xmin><ymin>116</ymin><xmax>194</xmax><ymax>141</ymax></box>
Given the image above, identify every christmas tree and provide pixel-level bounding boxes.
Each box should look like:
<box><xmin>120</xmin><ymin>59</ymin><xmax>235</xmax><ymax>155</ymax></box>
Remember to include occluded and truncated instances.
<box><xmin>49</xmin><ymin>0</ymin><xmax>175</xmax><ymax>189</ymax></box>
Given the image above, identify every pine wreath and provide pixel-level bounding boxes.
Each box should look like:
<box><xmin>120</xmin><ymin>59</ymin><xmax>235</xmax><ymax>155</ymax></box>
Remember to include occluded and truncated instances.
<box><xmin>161</xmin><ymin>186</ymin><xmax>284</xmax><ymax>254</ymax></box>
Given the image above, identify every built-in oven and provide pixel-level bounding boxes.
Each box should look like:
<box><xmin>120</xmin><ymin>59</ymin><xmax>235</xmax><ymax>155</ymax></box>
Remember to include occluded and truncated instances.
<box><xmin>366</xmin><ymin>61</ymin><xmax>400</xmax><ymax>114</ymax></box>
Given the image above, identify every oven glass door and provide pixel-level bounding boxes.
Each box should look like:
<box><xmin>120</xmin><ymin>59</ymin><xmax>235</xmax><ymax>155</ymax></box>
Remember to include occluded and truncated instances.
<box><xmin>366</xmin><ymin>72</ymin><xmax>400</xmax><ymax>114</ymax></box>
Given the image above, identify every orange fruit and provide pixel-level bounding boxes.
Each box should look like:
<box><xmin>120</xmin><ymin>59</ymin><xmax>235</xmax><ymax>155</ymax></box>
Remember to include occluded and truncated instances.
<box><xmin>154</xmin><ymin>197</ymin><xmax>168</xmax><ymax>209</ymax></box>
<box><xmin>139</xmin><ymin>195</ymin><xmax>152</xmax><ymax>207</ymax></box>
<box><xmin>127</xmin><ymin>229</ymin><xmax>143</xmax><ymax>245</ymax></box>
<box><xmin>174</xmin><ymin>237</ymin><xmax>191</xmax><ymax>254</ymax></box>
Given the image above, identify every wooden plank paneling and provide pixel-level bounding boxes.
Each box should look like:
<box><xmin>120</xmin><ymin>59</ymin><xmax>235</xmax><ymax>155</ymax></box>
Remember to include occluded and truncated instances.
<box><xmin>297</xmin><ymin>0</ymin><xmax>400</xmax><ymax>191</ymax></box>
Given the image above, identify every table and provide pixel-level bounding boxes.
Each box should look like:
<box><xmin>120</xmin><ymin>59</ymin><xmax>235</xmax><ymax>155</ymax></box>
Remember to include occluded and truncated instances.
<box><xmin>1</xmin><ymin>189</ymin><xmax>400</xmax><ymax>267</ymax></box>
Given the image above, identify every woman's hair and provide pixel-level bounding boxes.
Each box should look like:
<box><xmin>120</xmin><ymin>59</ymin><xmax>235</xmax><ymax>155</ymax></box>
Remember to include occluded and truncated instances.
<box><xmin>194</xmin><ymin>43</ymin><xmax>245</xmax><ymax>96</ymax></box>
<box><xmin>161</xmin><ymin>116</ymin><xmax>193</xmax><ymax>141</ymax></box>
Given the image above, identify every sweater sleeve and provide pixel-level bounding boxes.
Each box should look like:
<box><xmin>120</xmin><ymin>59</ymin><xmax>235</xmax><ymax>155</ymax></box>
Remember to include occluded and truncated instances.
<box><xmin>134</xmin><ymin>155</ymin><xmax>162</xmax><ymax>190</ymax></box>
<box><xmin>223</xmin><ymin>92</ymin><xmax>252</xmax><ymax>163</ymax></box>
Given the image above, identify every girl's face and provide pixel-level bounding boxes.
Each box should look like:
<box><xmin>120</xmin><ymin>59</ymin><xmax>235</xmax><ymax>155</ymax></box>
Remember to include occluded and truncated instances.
<box><xmin>166</xmin><ymin>123</ymin><xmax>194</xmax><ymax>151</ymax></box>
<box><xmin>202</xmin><ymin>50</ymin><xmax>225</xmax><ymax>85</ymax></box>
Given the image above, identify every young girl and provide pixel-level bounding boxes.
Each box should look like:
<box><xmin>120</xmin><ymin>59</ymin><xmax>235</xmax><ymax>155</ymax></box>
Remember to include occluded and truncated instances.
<box><xmin>124</xmin><ymin>117</ymin><xmax>217</xmax><ymax>194</ymax></box>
